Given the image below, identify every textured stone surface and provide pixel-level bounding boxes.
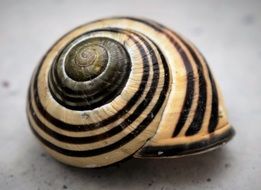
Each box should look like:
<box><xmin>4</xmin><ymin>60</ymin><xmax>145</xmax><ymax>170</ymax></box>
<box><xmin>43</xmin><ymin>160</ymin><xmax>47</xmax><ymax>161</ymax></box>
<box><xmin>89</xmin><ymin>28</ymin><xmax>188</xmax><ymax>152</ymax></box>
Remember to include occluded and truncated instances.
<box><xmin>0</xmin><ymin>0</ymin><xmax>260</xmax><ymax>189</ymax></box>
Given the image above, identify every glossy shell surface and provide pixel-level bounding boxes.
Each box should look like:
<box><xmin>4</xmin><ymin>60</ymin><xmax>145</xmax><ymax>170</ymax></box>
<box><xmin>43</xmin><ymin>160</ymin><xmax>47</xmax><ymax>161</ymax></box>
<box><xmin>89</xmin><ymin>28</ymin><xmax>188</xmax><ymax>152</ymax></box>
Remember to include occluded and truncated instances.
<box><xmin>27</xmin><ymin>17</ymin><xmax>235</xmax><ymax>168</ymax></box>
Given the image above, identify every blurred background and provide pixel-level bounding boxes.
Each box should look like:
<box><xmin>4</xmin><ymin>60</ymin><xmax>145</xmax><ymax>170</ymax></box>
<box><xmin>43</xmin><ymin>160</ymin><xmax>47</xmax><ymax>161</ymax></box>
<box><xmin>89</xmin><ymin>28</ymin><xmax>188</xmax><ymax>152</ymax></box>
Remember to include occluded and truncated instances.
<box><xmin>0</xmin><ymin>0</ymin><xmax>260</xmax><ymax>189</ymax></box>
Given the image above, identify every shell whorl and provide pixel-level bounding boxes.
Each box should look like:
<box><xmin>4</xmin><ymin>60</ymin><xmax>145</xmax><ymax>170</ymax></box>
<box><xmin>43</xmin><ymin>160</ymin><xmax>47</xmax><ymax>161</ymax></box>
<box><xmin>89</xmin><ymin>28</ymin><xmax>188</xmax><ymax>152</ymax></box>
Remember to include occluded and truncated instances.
<box><xmin>27</xmin><ymin>17</ymin><xmax>234</xmax><ymax>168</ymax></box>
<box><xmin>49</xmin><ymin>36</ymin><xmax>131</xmax><ymax>110</ymax></box>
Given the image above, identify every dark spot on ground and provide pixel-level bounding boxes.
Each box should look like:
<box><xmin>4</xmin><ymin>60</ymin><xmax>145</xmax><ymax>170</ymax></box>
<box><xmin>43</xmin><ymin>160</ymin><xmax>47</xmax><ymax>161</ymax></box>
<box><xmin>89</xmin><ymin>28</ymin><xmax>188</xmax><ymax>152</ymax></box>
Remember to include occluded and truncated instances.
<box><xmin>2</xmin><ymin>80</ymin><xmax>10</xmax><ymax>88</ymax></box>
<box><xmin>44</xmin><ymin>180</ymin><xmax>52</xmax><ymax>186</ymax></box>
<box><xmin>63</xmin><ymin>185</ymin><xmax>68</xmax><ymax>189</ymax></box>
<box><xmin>225</xmin><ymin>163</ymin><xmax>231</xmax><ymax>168</ymax></box>
<box><xmin>148</xmin><ymin>180</ymin><xmax>154</xmax><ymax>186</ymax></box>
<box><xmin>207</xmin><ymin>178</ymin><xmax>211</xmax><ymax>182</ymax></box>
<box><xmin>9</xmin><ymin>174</ymin><xmax>14</xmax><ymax>178</ymax></box>
<box><xmin>41</xmin><ymin>153</ymin><xmax>46</xmax><ymax>157</ymax></box>
<box><xmin>242</xmin><ymin>14</ymin><xmax>255</xmax><ymax>25</ymax></box>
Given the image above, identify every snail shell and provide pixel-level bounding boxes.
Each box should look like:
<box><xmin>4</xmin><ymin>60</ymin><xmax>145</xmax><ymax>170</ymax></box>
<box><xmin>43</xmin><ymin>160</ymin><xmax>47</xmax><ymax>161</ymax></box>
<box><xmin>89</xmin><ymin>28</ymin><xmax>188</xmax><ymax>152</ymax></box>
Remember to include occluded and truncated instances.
<box><xmin>26</xmin><ymin>17</ymin><xmax>235</xmax><ymax>168</ymax></box>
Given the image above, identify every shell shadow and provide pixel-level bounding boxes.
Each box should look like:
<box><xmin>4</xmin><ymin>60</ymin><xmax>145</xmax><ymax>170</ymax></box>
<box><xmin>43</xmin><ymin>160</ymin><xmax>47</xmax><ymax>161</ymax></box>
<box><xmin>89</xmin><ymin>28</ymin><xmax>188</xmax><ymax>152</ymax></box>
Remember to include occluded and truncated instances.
<box><xmin>59</xmin><ymin>148</ymin><xmax>231</xmax><ymax>187</ymax></box>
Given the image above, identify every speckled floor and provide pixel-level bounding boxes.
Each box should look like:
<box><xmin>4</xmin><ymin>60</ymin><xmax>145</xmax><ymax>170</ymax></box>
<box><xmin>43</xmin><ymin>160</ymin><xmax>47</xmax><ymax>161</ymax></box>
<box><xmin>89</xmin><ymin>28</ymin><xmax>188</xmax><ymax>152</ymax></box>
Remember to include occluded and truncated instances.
<box><xmin>0</xmin><ymin>0</ymin><xmax>260</xmax><ymax>189</ymax></box>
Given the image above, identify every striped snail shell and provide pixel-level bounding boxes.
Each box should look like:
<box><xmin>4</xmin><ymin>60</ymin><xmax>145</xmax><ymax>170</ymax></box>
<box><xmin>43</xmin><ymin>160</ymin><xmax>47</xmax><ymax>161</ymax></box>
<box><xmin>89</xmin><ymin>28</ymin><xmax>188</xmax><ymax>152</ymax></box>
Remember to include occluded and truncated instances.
<box><xmin>26</xmin><ymin>17</ymin><xmax>235</xmax><ymax>168</ymax></box>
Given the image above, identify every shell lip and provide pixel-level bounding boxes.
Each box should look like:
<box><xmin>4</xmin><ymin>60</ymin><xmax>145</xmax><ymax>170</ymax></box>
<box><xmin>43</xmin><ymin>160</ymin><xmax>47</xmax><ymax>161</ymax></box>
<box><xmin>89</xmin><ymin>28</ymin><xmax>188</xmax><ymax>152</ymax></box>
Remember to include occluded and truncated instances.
<box><xmin>134</xmin><ymin>126</ymin><xmax>235</xmax><ymax>158</ymax></box>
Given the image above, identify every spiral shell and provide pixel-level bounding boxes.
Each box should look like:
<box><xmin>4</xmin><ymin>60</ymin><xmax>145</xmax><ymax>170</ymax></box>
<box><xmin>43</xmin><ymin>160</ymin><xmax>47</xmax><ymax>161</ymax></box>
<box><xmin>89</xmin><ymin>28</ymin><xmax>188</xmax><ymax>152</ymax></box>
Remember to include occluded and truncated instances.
<box><xmin>26</xmin><ymin>17</ymin><xmax>235</xmax><ymax>168</ymax></box>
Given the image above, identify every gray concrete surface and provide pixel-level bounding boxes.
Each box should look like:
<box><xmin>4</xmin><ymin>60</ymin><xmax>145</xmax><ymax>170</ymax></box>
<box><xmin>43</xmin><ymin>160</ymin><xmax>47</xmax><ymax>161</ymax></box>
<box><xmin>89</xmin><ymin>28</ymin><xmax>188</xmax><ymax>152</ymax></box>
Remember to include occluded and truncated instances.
<box><xmin>0</xmin><ymin>0</ymin><xmax>260</xmax><ymax>189</ymax></box>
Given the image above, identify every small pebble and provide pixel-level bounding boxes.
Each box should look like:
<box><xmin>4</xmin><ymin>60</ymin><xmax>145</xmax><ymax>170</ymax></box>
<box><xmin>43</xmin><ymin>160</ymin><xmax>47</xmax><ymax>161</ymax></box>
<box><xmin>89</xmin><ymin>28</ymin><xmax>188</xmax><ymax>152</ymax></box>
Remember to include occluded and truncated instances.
<box><xmin>225</xmin><ymin>163</ymin><xmax>231</xmax><ymax>168</ymax></box>
<box><xmin>242</xmin><ymin>14</ymin><xmax>255</xmax><ymax>25</ymax></box>
<box><xmin>2</xmin><ymin>80</ymin><xmax>9</xmax><ymax>88</ymax></box>
<box><xmin>148</xmin><ymin>180</ymin><xmax>154</xmax><ymax>186</ymax></box>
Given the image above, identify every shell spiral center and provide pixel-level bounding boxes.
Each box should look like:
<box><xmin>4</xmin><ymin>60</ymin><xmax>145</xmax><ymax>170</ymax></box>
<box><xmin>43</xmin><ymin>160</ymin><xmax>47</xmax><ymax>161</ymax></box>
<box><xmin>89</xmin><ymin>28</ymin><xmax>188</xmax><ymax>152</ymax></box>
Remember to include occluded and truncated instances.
<box><xmin>65</xmin><ymin>40</ymin><xmax>109</xmax><ymax>81</ymax></box>
<box><xmin>48</xmin><ymin>36</ymin><xmax>131</xmax><ymax>110</ymax></box>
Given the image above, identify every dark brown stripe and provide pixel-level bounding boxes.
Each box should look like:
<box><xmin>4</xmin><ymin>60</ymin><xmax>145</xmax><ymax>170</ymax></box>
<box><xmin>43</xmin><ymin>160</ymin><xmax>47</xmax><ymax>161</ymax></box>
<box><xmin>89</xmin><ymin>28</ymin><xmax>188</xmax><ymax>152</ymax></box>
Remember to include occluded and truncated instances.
<box><xmin>205</xmin><ymin>63</ymin><xmax>219</xmax><ymax>133</ymax></box>
<box><xmin>130</xmin><ymin>17</ymin><xmax>208</xmax><ymax>136</ymax></box>
<box><xmin>137</xmin><ymin>127</ymin><xmax>235</xmax><ymax>157</ymax></box>
<box><xmin>122</xmin><ymin>17</ymin><xmax>195</xmax><ymax>137</ymax></box>
<box><xmin>182</xmin><ymin>41</ymin><xmax>207</xmax><ymax>136</ymax></box>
